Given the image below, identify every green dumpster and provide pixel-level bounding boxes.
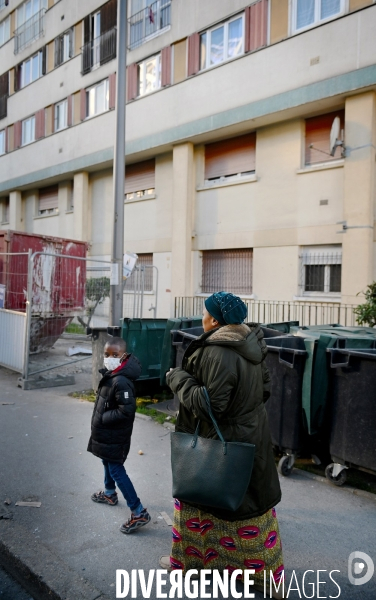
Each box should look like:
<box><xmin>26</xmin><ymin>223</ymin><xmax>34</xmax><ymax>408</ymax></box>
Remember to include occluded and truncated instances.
<box><xmin>121</xmin><ymin>318</ymin><xmax>167</xmax><ymax>382</ymax></box>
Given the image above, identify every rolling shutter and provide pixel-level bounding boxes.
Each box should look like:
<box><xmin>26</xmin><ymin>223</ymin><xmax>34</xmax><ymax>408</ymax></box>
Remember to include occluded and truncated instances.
<box><xmin>305</xmin><ymin>110</ymin><xmax>345</xmax><ymax>165</ymax></box>
<box><xmin>39</xmin><ymin>186</ymin><xmax>58</xmax><ymax>212</ymax></box>
<box><xmin>13</xmin><ymin>121</ymin><xmax>22</xmax><ymax>149</ymax></box>
<box><xmin>35</xmin><ymin>108</ymin><xmax>45</xmax><ymax>139</ymax></box>
<box><xmin>202</xmin><ymin>249</ymin><xmax>253</xmax><ymax>295</ymax></box>
<box><xmin>205</xmin><ymin>133</ymin><xmax>256</xmax><ymax>180</ymax></box>
<box><xmin>80</xmin><ymin>88</ymin><xmax>86</xmax><ymax>121</ymax></box>
<box><xmin>125</xmin><ymin>159</ymin><xmax>155</xmax><ymax>194</ymax></box>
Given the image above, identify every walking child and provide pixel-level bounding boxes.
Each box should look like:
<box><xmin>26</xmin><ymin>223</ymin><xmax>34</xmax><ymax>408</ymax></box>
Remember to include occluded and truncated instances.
<box><xmin>87</xmin><ymin>337</ymin><xmax>150</xmax><ymax>533</ymax></box>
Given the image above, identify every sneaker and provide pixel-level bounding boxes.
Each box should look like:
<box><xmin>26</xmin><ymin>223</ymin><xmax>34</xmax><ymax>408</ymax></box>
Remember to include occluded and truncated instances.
<box><xmin>91</xmin><ymin>490</ymin><xmax>118</xmax><ymax>506</ymax></box>
<box><xmin>120</xmin><ymin>508</ymin><xmax>151</xmax><ymax>534</ymax></box>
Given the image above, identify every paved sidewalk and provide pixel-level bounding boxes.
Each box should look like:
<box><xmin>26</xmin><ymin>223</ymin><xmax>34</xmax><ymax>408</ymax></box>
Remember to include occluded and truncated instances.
<box><xmin>0</xmin><ymin>366</ymin><xmax>375</xmax><ymax>600</ymax></box>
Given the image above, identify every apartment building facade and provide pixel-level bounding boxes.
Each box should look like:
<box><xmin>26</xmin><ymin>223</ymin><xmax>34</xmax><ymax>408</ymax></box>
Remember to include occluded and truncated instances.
<box><xmin>0</xmin><ymin>0</ymin><xmax>375</xmax><ymax>318</ymax></box>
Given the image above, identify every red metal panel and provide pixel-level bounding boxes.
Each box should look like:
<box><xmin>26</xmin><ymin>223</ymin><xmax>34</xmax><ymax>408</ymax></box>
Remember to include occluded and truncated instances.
<box><xmin>187</xmin><ymin>33</ymin><xmax>200</xmax><ymax>77</ymax></box>
<box><xmin>0</xmin><ymin>230</ymin><xmax>87</xmax><ymax>314</ymax></box>
<box><xmin>109</xmin><ymin>72</ymin><xmax>116</xmax><ymax>109</ymax></box>
<box><xmin>161</xmin><ymin>46</ymin><xmax>172</xmax><ymax>87</ymax></box>
<box><xmin>127</xmin><ymin>64</ymin><xmax>138</xmax><ymax>101</ymax></box>
<box><xmin>250</xmin><ymin>0</ymin><xmax>268</xmax><ymax>51</ymax></box>
<box><xmin>35</xmin><ymin>109</ymin><xmax>45</xmax><ymax>140</ymax></box>
<box><xmin>14</xmin><ymin>121</ymin><xmax>22</xmax><ymax>149</ymax></box>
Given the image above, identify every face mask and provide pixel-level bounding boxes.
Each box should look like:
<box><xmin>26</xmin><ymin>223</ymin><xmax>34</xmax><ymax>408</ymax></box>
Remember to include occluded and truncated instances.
<box><xmin>104</xmin><ymin>357</ymin><xmax>122</xmax><ymax>371</ymax></box>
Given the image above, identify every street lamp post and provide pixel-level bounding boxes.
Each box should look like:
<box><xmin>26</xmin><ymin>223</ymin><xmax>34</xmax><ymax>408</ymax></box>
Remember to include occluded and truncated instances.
<box><xmin>110</xmin><ymin>0</ymin><xmax>127</xmax><ymax>327</ymax></box>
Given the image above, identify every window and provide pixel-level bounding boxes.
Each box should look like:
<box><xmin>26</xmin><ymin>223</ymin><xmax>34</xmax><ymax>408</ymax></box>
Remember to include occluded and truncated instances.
<box><xmin>38</xmin><ymin>185</ymin><xmax>58</xmax><ymax>215</ymax></box>
<box><xmin>205</xmin><ymin>133</ymin><xmax>256</xmax><ymax>183</ymax></box>
<box><xmin>16</xmin><ymin>0</ymin><xmax>46</xmax><ymax>27</ymax></box>
<box><xmin>86</xmin><ymin>79</ymin><xmax>109</xmax><ymax>117</ymax></box>
<box><xmin>125</xmin><ymin>253</ymin><xmax>153</xmax><ymax>292</ymax></box>
<box><xmin>82</xmin><ymin>1</ymin><xmax>117</xmax><ymax>74</ymax></box>
<box><xmin>200</xmin><ymin>14</ymin><xmax>244</xmax><ymax>71</ymax></box>
<box><xmin>20</xmin><ymin>50</ymin><xmax>44</xmax><ymax>88</ymax></box>
<box><xmin>293</xmin><ymin>0</ymin><xmax>345</xmax><ymax>32</ymax></box>
<box><xmin>202</xmin><ymin>249</ymin><xmax>253</xmax><ymax>295</ymax></box>
<box><xmin>125</xmin><ymin>159</ymin><xmax>155</xmax><ymax>200</ymax></box>
<box><xmin>54</xmin><ymin>99</ymin><xmax>68</xmax><ymax>131</ymax></box>
<box><xmin>0</xmin><ymin>129</ymin><xmax>5</xmax><ymax>155</ymax></box>
<box><xmin>0</xmin><ymin>15</ymin><xmax>10</xmax><ymax>46</ymax></box>
<box><xmin>55</xmin><ymin>28</ymin><xmax>73</xmax><ymax>67</ymax></box>
<box><xmin>300</xmin><ymin>246</ymin><xmax>342</xmax><ymax>295</ymax></box>
<box><xmin>137</xmin><ymin>54</ymin><xmax>161</xmax><ymax>96</ymax></box>
<box><xmin>1</xmin><ymin>197</ymin><xmax>9</xmax><ymax>223</ymax></box>
<box><xmin>305</xmin><ymin>110</ymin><xmax>344</xmax><ymax>165</ymax></box>
<box><xmin>15</xmin><ymin>0</ymin><xmax>47</xmax><ymax>52</ymax></box>
<box><xmin>21</xmin><ymin>115</ymin><xmax>35</xmax><ymax>145</ymax></box>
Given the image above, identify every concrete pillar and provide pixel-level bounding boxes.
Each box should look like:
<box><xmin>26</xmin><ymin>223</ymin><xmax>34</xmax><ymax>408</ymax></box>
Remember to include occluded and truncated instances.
<box><xmin>341</xmin><ymin>92</ymin><xmax>376</xmax><ymax>304</ymax></box>
<box><xmin>9</xmin><ymin>191</ymin><xmax>23</xmax><ymax>231</ymax></box>
<box><xmin>73</xmin><ymin>172</ymin><xmax>89</xmax><ymax>242</ymax></box>
<box><xmin>171</xmin><ymin>143</ymin><xmax>195</xmax><ymax>304</ymax></box>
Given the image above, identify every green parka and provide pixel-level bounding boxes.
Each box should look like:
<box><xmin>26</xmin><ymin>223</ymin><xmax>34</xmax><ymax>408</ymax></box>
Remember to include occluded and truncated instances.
<box><xmin>166</xmin><ymin>323</ymin><xmax>281</xmax><ymax>522</ymax></box>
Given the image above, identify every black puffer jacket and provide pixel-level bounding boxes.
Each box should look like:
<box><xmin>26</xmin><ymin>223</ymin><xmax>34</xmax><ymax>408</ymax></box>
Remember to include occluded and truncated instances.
<box><xmin>167</xmin><ymin>324</ymin><xmax>281</xmax><ymax>521</ymax></box>
<box><xmin>87</xmin><ymin>354</ymin><xmax>141</xmax><ymax>463</ymax></box>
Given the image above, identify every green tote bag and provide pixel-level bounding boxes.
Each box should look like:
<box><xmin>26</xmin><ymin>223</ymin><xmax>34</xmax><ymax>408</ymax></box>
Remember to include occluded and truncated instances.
<box><xmin>170</xmin><ymin>388</ymin><xmax>256</xmax><ymax>512</ymax></box>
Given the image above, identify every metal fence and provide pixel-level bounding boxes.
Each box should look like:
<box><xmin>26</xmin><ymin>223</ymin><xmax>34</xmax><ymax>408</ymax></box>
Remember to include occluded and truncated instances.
<box><xmin>128</xmin><ymin>0</ymin><xmax>171</xmax><ymax>49</ymax></box>
<box><xmin>81</xmin><ymin>27</ymin><xmax>117</xmax><ymax>74</ymax></box>
<box><xmin>14</xmin><ymin>9</ymin><xmax>45</xmax><ymax>54</ymax></box>
<box><xmin>0</xmin><ymin>251</ymin><xmax>159</xmax><ymax>386</ymax></box>
<box><xmin>175</xmin><ymin>297</ymin><xmax>358</xmax><ymax>327</ymax></box>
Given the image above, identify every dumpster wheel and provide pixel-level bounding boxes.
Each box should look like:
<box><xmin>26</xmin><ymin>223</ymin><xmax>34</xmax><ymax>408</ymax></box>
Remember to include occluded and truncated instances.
<box><xmin>325</xmin><ymin>463</ymin><xmax>347</xmax><ymax>486</ymax></box>
<box><xmin>278</xmin><ymin>455</ymin><xmax>294</xmax><ymax>477</ymax></box>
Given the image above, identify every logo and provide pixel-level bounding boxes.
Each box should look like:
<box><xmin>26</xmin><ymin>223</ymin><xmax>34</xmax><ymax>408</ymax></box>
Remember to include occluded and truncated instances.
<box><xmin>348</xmin><ymin>552</ymin><xmax>374</xmax><ymax>586</ymax></box>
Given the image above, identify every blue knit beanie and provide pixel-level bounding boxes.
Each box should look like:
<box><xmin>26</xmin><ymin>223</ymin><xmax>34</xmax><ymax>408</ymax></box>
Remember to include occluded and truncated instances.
<box><xmin>204</xmin><ymin>291</ymin><xmax>247</xmax><ymax>326</ymax></box>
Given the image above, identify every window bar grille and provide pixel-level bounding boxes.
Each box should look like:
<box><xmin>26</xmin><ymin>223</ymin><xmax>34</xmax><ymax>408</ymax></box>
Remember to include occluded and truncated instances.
<box><xmin>14</xmin><ymin>9</ymin><xmax>46</xmax><ymax>54</ymax></box>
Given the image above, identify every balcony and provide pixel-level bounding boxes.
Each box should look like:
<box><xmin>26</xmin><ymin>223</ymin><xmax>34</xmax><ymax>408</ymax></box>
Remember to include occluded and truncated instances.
<box><xmin>14</xmin><ymin>9</ymin><xmax>46</xmax><ymax>54</ymax></box>
<box><xmin>128</xmin><ymin>0</ymin><xmax>171</xmax><ymax>50</ymax></box>
<box><xmin>82</xmin><ymin>27</ymin><xmax>117</xmax><ymax>75</ymax></box>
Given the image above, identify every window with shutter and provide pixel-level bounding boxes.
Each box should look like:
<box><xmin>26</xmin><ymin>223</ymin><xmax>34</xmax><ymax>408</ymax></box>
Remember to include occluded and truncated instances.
<box><xmin>292</xmin><ymin>0</ymin><xmax>345</xmax><ymax>33</ymax></box>
<box><xmin>0</xmin><ymin>72</ymin><xmax>8</xmax><ymax>120</ymax></box>
<box><xmin>245</xmin><ymin>0</ymin><xmax>268</xmax><ymax>53</ymax></box>
<box><xmin>305</xmin><ymin>110</ymin><xmax>344</xmax><ymax>165</ymax></box>
<box><xmin>202</xmin><ymin>249</ymin><xmax>253</xmax><ymax>295</ymax></box>
<box><xmin>0</xmin><ymin>129</ymin><xmax>5</xmax><ymax>155</ymax></box>
<box><xmin>300</xmin><ymin>246</ymin><xmax>342</xmax><ymax>296</ymax></box>
<box><xmin>205</xmin><ymin>133</ymin><xmax>256</xmax><ymax>182</ymax></box>
<box><xmin>38</xmin><ymin>185</ymin><xmax>58</xmax><ymax>215</ymax></box>
<box><xmin>125</xmin><ymin>253</ymin><xmax>153</xmax><ymax>292</ymax></box>
<box><xmin>125</xmin><ymin>159</ymin><xmax>155</xmax><ymax>200</ymax></box>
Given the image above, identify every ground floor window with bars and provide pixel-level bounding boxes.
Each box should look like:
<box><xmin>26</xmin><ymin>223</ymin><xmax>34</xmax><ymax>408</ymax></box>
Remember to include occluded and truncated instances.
<box><xmin>201</xmin><ymin>249</ymin><xmax>253</xmax><ymax>295</ymax></box>
<box><xmin>124</xmin><ymin>253</ymin><xmax>153</xmax><ymax>292</ymax></box>
<box><xmin>300</xmin><ymin>246</ymin><xmax>342</xmax><ymax>296</ymax></box>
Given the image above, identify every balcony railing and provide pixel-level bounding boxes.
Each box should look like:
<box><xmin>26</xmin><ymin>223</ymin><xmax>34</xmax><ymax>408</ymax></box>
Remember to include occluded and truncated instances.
<box><xmin>82</xmin><ymin>27</ymin><xmax>117</xmax><ymax>75</ymax></box>
<box><xmin>14</xmin><ymin>9</ymin><xmax>45</xmax><ymax>54</ymax></box>
<box><xmin>128</xmin><ymin>0</ymin><xmax>171</xmax><ymax>50</ymax></box>
<box><xmin>0</xmin><ymin>94</ymin><xmax>7</xmax><ymax>120</ymax></box>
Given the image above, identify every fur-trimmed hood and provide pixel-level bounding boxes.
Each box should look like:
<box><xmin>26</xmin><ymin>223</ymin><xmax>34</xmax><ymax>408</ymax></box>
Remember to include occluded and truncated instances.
<box><xmin>205</xmin><ymin>323</ymin><xmax>267</xmax><ymax>365</ymax></box>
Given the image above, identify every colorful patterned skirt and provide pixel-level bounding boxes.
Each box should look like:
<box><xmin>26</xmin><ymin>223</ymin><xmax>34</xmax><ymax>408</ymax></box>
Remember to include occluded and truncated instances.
<box><xmin>170</xmin><ymin>499</ymin><xmax>284</xmax><ymax>586</ymax></box>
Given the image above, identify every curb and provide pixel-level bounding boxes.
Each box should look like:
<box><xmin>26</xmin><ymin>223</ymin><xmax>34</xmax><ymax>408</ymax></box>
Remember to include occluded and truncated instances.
<box><xmin>294</xmin><ymin>467</ymin><xmax>376</xmax><ymax>502</ymax></box>
<box><xmin>0</xmin><ymin>520</ymin><xmax>111</xmax><ymax>600</ymax></box>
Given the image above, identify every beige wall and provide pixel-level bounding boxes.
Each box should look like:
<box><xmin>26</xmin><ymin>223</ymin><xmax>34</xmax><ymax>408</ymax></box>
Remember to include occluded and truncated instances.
<box><xmin>253</xmin><ymin>247</ymin><xmax>299</xmax><ymax>300</ymax></box>
<box><xmin>350</xmin><ymin>0</ymin><xmax>373</xmax><ymax>10</ymax></box>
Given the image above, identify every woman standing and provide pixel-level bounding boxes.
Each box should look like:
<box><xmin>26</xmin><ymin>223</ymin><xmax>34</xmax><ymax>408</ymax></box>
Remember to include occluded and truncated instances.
<box><xmin>160</xmin><ymin>292</ymin><xmax>284</xmax><ymax>599</ymax></box>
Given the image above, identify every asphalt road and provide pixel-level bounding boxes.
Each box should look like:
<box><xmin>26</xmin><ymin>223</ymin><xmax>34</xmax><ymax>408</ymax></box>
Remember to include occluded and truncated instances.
<box><xmin>0</xmin><ymin>365</ymin><xmax>375</xmax><ymax>600</ymax></box>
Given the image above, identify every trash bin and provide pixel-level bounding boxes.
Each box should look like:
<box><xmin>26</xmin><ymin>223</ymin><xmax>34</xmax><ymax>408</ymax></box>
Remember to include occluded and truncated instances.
<box><xmin>172</xmin><ymin>326</ymin><xmax>204</xmax><ymax>369</ymax></box>
<box><xmin>264</xmin><ymin>321</ymin><xmax>300</xmax><ymax>334</ymax></box>
<box><xmin>263</xmin><ymin>336</ymin><xmax>309</xmax><ymax>475</ymax></box>
<box><xmin>120</xmin><ymin>318</ymin><xmax>168</xmax><ymax>381</ymax></box>
<box><xmin>325</xmin><ymin>347</ymin><xmax>376</xmax><ymax>486</ymax></box>
<box><xmin>160</xmin><ymin>316</ymin><xmax>202</xmax><ymax>386</ymax></box>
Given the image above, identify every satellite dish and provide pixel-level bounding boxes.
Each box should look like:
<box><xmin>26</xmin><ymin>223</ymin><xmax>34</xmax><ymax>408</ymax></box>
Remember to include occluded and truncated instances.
<box><xmin>330</xmin><ymin>116</ymin><xmax>342</xmax><ymax>157</ymax></box>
